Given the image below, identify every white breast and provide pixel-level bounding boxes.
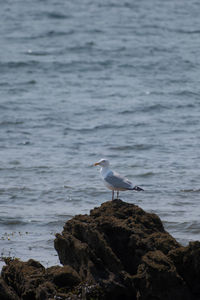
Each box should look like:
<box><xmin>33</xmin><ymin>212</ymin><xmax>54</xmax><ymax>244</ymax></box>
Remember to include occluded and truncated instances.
<box><xmin>100</xmin><ymin>166</ymin><xmax>111</xmax><ymax>179</ymax></box>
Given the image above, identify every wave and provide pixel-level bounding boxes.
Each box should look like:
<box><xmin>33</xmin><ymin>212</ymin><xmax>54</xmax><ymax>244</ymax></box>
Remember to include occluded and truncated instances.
<box><xmin>0</xmin><ymin>217</ymin><xmax>27</xmax><ymax>226</ymax></box>
<box><xmin>46</xmin><ymin>12</ymin><xmax>70</xmax><ymax>19</ymax></box>
<box><xmin>175</xmin><ymin>29</ymin><xmax>200</xmax><ymax>35</ymax></box>
<box><xmin>180</xmin><ymin>189</ymin><xmax>200</xmax><ymax>193</ymax></box>
<box><xmin>135</xmin><ymin>172</ymin><xmax>155</xmax><ymax>177</ymax></box>
<box><xmin>0</xmin><ymin>61</ymin><xmax>40</xmax><ymax>72</ymax></box>
<box><xmin>64</xmin><ymin>123</ymin><xmax>125</xmax><ymax>134</ymax></box>
<box><xmin>109</xmin><ymin>144</ymin><xmax>154</xmax><ymax>151</ymax></box>
<box><xmin>174</xmin><ymin>90</ymin><xmax>199</xmax><ymax>98</ymax></box>
<box><xmin>140</xmin><ymin>104</ymin><xmax>169</xmax><ymax>113</ymax></box>
<box><xmin>120</xmin><ymin>103</ymin><xmax>169</xmax><ymax>114</ymax></box>
<box><xmin>0</xmin><ymin>120</ymin><xmax>24</xmax><ymax>127</ymax></box>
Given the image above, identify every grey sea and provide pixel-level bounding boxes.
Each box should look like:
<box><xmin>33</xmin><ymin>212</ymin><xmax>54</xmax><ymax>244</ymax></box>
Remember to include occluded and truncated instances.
<box><xmin>1</xmin><ymin>0</ymin><xmax>200</xmax><ymax>269</ymax></box>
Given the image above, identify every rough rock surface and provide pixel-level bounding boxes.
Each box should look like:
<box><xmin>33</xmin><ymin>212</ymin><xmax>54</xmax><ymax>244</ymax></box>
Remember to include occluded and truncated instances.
<box><xmin>1</xmin><ymin>199</ymin><xmax>200</xmax><ymax>299</ymax></box>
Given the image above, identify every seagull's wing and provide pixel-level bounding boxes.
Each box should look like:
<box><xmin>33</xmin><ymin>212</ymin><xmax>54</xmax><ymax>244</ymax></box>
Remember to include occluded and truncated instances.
<box><xmin>104</xmin><ymin>171</ymin><xmax>133</xmax><ymax>190</ymax></box>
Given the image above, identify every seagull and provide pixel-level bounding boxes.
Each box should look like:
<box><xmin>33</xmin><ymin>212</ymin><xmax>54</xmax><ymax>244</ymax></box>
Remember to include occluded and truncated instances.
<box><xmin>94</xmin><ymin>158</ymin><xmax>143</xmax><ymax>200</ymax></box>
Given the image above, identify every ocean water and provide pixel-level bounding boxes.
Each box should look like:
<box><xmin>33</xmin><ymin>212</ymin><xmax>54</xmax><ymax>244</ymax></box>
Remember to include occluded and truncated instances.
<box><xmin>1</xmin><ymin>0</ymin><xmax>200</xmax><ymax>269</ymax></box>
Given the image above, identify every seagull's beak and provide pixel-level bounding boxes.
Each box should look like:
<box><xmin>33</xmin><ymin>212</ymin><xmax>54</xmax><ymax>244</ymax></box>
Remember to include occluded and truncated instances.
<box><xmin>94</xmin><ymin>162</ymin><xmax>100</xmax><ymax>166</ymax></box>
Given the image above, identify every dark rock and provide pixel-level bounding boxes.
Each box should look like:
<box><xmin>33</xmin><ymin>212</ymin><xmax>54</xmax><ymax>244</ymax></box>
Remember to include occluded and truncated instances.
<box><xmin>1</xmin><ymin>199</ymin><xmax>200</xmax><ymax>299</ymax></box>
<box><xmin>134</xmin><ymin>250</ymin><xmax>190</xmax><ymax>300</ymax></box>
<box><xmin>0</xmin><ymin>277</ymin><xmax>20</xmax><ymax>300</ymax></box>
<box><xmin>1</xmin><ymin>258</ymin><xmax>50</xmax><ymax>300</ymax></box>
<box><xmin>50</xmin><ymin>265</ymin><xmax>80</xmax><ymax>287</ymax></box>
<box><xmin>169</xmin><ymin>241</ymin><xmax>200</xmax><ymax>297</ymax></box>
<box><xmin>54</xmin><ymin>199</ymin><xmax>200</xmax><ymax>299</ymax></box>
<box><xmin>55</xmin><ymin>200</ymin><xmax>179</xmax><ymax>279</ymax></box>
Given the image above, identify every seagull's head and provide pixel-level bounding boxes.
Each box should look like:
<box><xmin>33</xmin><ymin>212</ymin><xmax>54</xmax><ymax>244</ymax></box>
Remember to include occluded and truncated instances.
<box><xmin>94</xmin><ymin>158</ymin><xmax>110</xmax><ymax>167</ymax></box>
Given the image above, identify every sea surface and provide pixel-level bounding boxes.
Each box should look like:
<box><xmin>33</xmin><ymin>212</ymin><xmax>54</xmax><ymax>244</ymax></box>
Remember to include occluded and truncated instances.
<box><xmin>1</xmin><ymin>0</ymin><xmax>200</xmax><ymax>269</ymax></box>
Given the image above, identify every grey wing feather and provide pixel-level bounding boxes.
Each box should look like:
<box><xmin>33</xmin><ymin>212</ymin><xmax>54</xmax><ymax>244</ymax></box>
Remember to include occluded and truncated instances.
<box><xmin>105</xmin><ymin>171</ymin><xmax>133</xmax><ymax>189</ymax></box>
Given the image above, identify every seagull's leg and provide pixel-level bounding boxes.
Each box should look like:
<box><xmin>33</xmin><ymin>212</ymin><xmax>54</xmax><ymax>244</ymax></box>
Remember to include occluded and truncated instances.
<box><xmin>112</xmin><ymin>190</ymin><xmax>114</xmax><ymax>201</ymax></box>
<box><xmin>117</xmin><ymin>191</ymin><xmax>119</xmax><ymax>199</ymax></box>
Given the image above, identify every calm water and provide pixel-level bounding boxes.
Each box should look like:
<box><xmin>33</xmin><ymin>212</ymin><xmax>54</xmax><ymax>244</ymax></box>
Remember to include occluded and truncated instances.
<box><xmin>1</xmin><ymin>0</ymin><xmax>200</xmax><ymax>269</ymax></box>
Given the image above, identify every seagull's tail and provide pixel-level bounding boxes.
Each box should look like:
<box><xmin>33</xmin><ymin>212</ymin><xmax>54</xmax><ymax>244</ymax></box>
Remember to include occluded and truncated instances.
<box><xmin>132</xmin><ymin>186</ymin><xmax>144</xmax><ymax>191</ymax></box>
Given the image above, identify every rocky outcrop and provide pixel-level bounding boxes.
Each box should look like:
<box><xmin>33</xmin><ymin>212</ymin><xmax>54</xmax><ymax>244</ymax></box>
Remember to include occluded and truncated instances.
<box><xmin>1</xmin><ymin>199</ymin><xmax>200</xmax><ymax>299</ymax></box>
<box><xmin>0</xmin><ymin>258</ymin><xmax>81</xmax><ymax>300</ymax></box>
